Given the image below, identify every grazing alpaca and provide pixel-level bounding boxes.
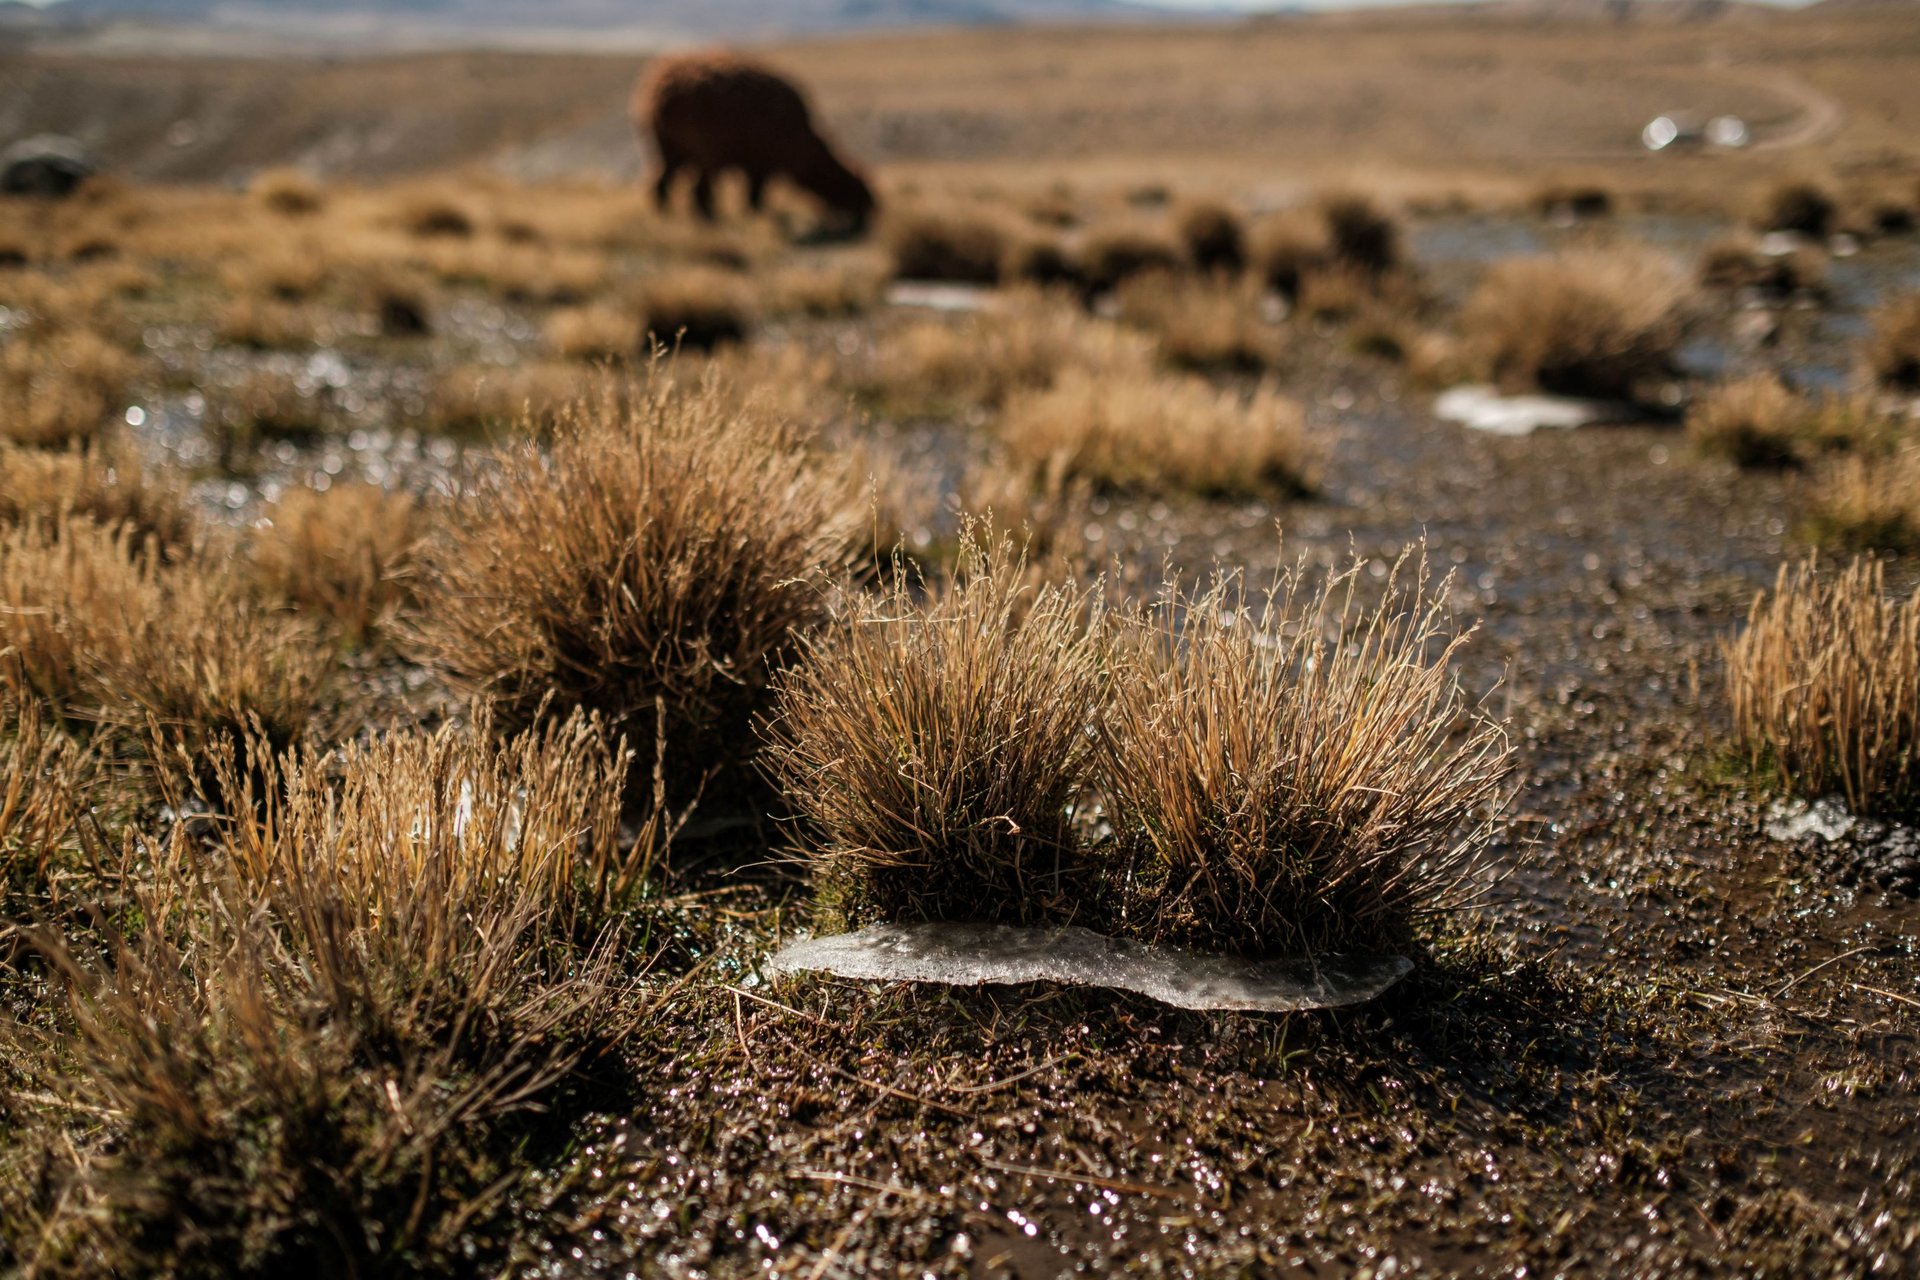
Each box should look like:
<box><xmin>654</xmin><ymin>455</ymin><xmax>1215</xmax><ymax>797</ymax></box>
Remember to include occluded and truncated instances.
<box><xmin>634</xmin><ymin>51</ymin><xmax>877</xmax><ymax>232</ymax></box>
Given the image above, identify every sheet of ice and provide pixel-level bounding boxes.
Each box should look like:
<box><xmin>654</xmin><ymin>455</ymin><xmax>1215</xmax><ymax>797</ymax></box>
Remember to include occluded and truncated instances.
<box><xmin>1766</xmin><ymin>796</ymin><xmax>1856</xmax><ymax>844</ymax></box>
<box><xmin>886</xmin><ymin>281</ymin><xmax>994</xmax><ymax>313</ymax></box>
<box><xmin>767</xmin><ymin>921</ymin><xmax>1413</xmax><ymax>1013</ymax></box>
<box><xmin>1434</xmin><ymin>384</ymin><xmax>1629</xmax><ymax>437</ymax></box>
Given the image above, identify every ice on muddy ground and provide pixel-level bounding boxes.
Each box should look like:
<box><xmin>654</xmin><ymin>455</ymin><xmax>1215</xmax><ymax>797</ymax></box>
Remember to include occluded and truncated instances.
<box><xmin>767</xmin><ymin>921</ymin><xmax>1414</xmax><ymax>1012</ymax></box>
<box><xmin>1434</xmin><ymin>384</ymin><xmax>1637</xmax><ymax>437</ymax></box>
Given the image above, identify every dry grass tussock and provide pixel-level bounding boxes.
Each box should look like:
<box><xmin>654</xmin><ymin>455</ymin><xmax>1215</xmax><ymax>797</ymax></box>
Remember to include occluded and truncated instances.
<box><xmin>1111</xmin><ymin>271</ymin><xmax>1283</xmax><ymax>372</ymax></box>
<box><xmin>1099</xmin><ymin>554</ymin><xmax>1511</xmax><ymax>955</ymax></box>
<box><xmin>0</xmin><ymin>519</ymin><xmax>335</xmax><ymax>787</ymax></box>
<box><xmin>1687</xmin><ymin>373</ymin><xmax>1810</xmax><ymax>469</ymax></box>
<box><xmin>0</xmin><ymin>697</ymin><xmax>102</xmax><ymax>935</ymax></box>
<box><xmin>1699</xmin><ymin>235</ymin><xmax>1828</xmax><ymax>297</ymax></box>
<box><xmin>409</xmin><ymin>372</ymin><xmax>859</xmax><ymax>798</ymax></box>
<box><xmin>1174</xmin><ymin>200</ymin><xmax>1246</xmax><ymax>275</ymax></box>
<box><xmin>850</xmin><ymin>289</ymin><xmax>1151</xmax><ymax>416</ymax></box>
<box><xmin>0</xmin><ymin>329</ymin><xmax>136</xmax><ymax>449</ymax></box>
<box><xmin>247</xmin><ymin>481</ymin><xmax>422</xmax><ymax>645</ymax></box>
<box><xmin>5</xmin><ymin>714</ymin><xmax>657</xmax><ymax>1277</ymax></box>
<box><xmin>884</xmin><ymin>203</ymin><xmax>1017</xmax><ymax>283</ymax></box>
<box><xmin>1727</xmin><ymin>556</ymin><xmax>1920</xmax><ymax>818</ymax></box>
<box><xmin>1459</xmin><ymin>248</ymin><xmax>1694</xmax><ymax>400</ymax></box>
<box><xmin>1752</xmin><ymin>179</ymin><xmax>1837</xmax><ymax>238</ymax></box>
<box><xmin>1079</xmin><ymin>221</ymin><xmax>1184</xmax><ymax>295</ymax></box>
<box><xmin>547</xmin><ymin>302</ymin><xmax>644</xmax><ymax>362</ymax></box>
<box><xmin>764</xmin><ymin>537</ymin><xmax>1109</xmax><ymax>929</ymax></box>
<box><xmin>1863</xmin><ymin>291</ymin><xmax>1920</xmax><ymax>391</ymax></box>
<box><xmin>1807</xmin><ymin>446</ymin><xmax>1920</xmax><ymax>555</ymax></box>
<box><xmin>250</xmin><ymin>166</ymin><xmax>326</xmax><ymax>216</ymax></box>
<box><xmin>765</xmin><ymin>258</ymin><xmax>886</xmax><ymax>317</ymax></box>
<box><xmin>426</xmin><ymin>360</ymin><xmax>615</xmax><ymax>437</ymax></box>
<box><xmin>0</xmin><ymin>439</ymin><xmax>197</xmax><ymax>554</ymax></box>
<box><xmin>997</xmin><ymin>363</ymin><xmax>1318</xmax><ymax>498</ymax></box>
<box><xmin>636</xmin><ymin>266</ymin><xmax>753</xmax><ymax>351</ymax></box>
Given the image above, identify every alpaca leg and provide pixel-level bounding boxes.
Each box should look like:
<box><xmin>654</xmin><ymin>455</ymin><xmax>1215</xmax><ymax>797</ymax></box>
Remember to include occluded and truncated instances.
<box><xmin>652</xmin><ymin>162</ymin><xmax>681</xmax><ymax>212</ymax></box>
<box><xmin>691</xmin><ymin>168</ymin><xmax>717</xmax><ymax>221</ymax></box>
<box><xmin>745</xmin><ymin>170</ymin><xmax>769</xmax><ymax>213</ymax></box>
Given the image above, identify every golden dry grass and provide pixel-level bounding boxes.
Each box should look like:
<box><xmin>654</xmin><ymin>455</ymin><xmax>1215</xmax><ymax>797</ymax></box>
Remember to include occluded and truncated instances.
<box><xmin>1459</xmin><ymin>248</ymin><xmax>1694</xmax><ymax>400</ymax></box>
<box><xmin>427</xmin><ymin>361</ymin><xmax>613</xmax><ymax>436</ymax></box>
<box><xmin>0</xmin><ymin>329</ymin><xmax>136</xmax><ymax>449</ymax></box>
<box><xmin>1807</xmin><ymin>447</ymin><xmax>1920</xmax><ymax>555</ymax></box>
<box><xmin>547</xmin><ymin>302</ymin><xmax>645</xmax><ymax>363</ymax></box>
<box><xmin>883</xmin><ymin>203</ymin><xmax>1015</xmax><ymax>283</ymax></box>
<box><xmin>1752</xmin><ymin>179</ymin><xmax>1837</xmax><ymax>238</ymax></box>
<box><xmin>1863</xmin><ymin>292</ymin><xmax>1920</xmax><ymax>391</ymax></box>
<box><xmin>1111</xmin><ymin>271</ymin><xmax>1283</xmax><ymax>373</ymax></box>
<box><xmin>8</xmin><ymin>713</ymin><xmax>652</xmax><ymax>1276</ymax></box>
<box><xmin>1687</xmin><ymin>373</ymin><xmax>1810</xmax><ymax>469</ymax></box>
<box><xmin>1698</xmin><ymin>235</ymin><xmax>1828</xmax><ymax>297</ymax></box>
<box><xmin>636</xmin><ymin>266</ymin><xmax>753</xmax><ymax>351</ymax></box>
<box><xmin>409</xmin><ymin>372</ymin><xmax>859</xmax><ymax>797</ymax></box>
<box><xmin>0</xmin><ymin>519</ymin><xmax>335</xmax><ymax>784</ymax></box>
<box><xmin>849</xmin><ymin>289</ymin><xmax>1151</xmax><ymax>417</ymax></box>
<box><xmin>1174</xmin><ymin>199</ymin><xmax>1247</xmax><ymax>276</ymax></box>
<box><xmin>250</xmin><ymin>166</ymin><xmax>326</xmax><ymax>216</ymax></box>
<box><xmin>247</xmin><ymin>481</ymin><xmax>422</xmax><ymax>646</ymax></box>
<box><xmin>1727</xmin><ymin>555</ymin><xmax>1920</xmax><ymax>818</ymax></box>
<box><xmin>1098</xmin><ymin>553</ymin><xmax>1511</xmax><ymax>955</ymax></box>
<box><xmin>764</xmin><ymin>536</ymin><xmax>1109</xmax><ymax>929</ymax></box>
<box><xmin>1079</xmin><ymin>221</ymin><xmax>1185</xmax><ymax>296</ymax></box>
<box><xmin>0</xmin><ymin>439</ymin><xmax>197</xmax><ymax>553</ymax></box>
<box><xmin>996</xmin><ymin>364</ymin><xmax>1318</xmax><ymax>498</ymax></box>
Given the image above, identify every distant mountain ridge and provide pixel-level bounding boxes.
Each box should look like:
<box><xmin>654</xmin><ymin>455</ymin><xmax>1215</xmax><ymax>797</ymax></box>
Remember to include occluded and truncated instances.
<box><xmin>30</xmin><ymin>0</ymin><xmax>1187</xmax><ymax>32</ymax></box>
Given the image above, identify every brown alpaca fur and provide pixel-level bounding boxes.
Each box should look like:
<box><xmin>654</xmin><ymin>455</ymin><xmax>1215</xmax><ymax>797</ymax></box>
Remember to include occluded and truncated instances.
<box><xmin>634</xmin><ymin>51</ymin><xmax>877</xmax><ymax>231</ymax></box>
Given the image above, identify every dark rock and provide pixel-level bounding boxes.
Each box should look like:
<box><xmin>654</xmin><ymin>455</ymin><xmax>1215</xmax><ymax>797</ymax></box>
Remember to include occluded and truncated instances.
<box><xmin>1</xmin><ymin>135</ymin><xmax>97</xmax><ymax>199</ymax></box>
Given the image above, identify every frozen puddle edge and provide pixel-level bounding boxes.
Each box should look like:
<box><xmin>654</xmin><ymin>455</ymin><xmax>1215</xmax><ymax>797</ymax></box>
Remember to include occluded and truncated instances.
<box><xmin>767</xmin><ymin>921</ymin><xmax>1414</xmax><ymax>1013</ymax></box>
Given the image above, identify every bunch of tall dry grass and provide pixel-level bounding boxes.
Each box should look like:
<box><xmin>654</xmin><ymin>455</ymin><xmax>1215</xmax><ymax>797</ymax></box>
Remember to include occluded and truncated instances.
<box><xmin>996</xmin><ymin>364</ymin><xmax>1318</xmax><ymax>498</ymax></box>
<box><xmin>7</xmin><ymin>715</ymin><xmax>651</xmax><ymax>1277</ymax></box>
<box><xmin>248</xmin><ymin>481</ymin><xmax>422</xmax><ymax>645</ymax></box>
<box><xmin>1317</xmin><ymin>192</ymin><xmax>1402</xmax><ymax>277</ymax></box>
<box><xmin>548</xmin><ymin>303</ymin><xmax>644</xmax><ymax>362</ymax></box>
<box><xmin>1863</xmin><ymin>292</ymin><xmax>1920</xmax><ymax>390</ymax></box>
<box><xmin>1687</xmin><ymin>373</ymin><xmax>1810</xmax><ymax>469</ymax></box>
<box><xmin>850</xmin><ymin>290</ymin><xmax>1151</xmax><ymax>417</ymax></box>
<box><xmin>1459</xmin><ymin>248</ymin><xmax>1694</xmax><ymax>399</ymax></box>
<box><xmin>884</xmin><ymin>205</ymin><xmax>1013</xmax><ymax>283</ymax></box>
<box><xmin>1079</xmin><ymin>222</ymin><xmax>1185</xmax><ymax>295</ymax></box>
<box><xmin>427</xmin><ymin>361</ymin><xmax>609</xmax><ymax>437</ymax></box>
<box><xmin>1250</xmin><ymin>209</ymin><xmax>1330</xmax><ymax>300</ymax></box>
<box><xmin>764</xmin><ymin>540</ymin><xmax>1108</xmax><ymax>928</ymax></box>
<box><xmin>0</xmin><ymin>519</ymin><xmax>334</xmax><ymax>780</ymax></box>
<box><xmin>1753</xmin><ymin>179</ymin><xmax>1836</xmax><ymax>238</ymax></box>
<box><xmin>0</xmin><ymin>698</ymin><xmax>99</xmax><ymax>935</ymax></box>
<box><xmin>0</xmin><ymin>439</ymin><xmax>197</xmax><ymax>554</ymax></box>
<box><xmin>636</xmin><ymin>266</ymin><xmax>752</xmax><ymax>351</ymax></box>
<box><xmin>0</xmin><ymin>329</ymin><xmax>136</xmax><ymax>448</ymax></box>
<box><xmin>410</xmin><ymin>374</ymin><xmax>858</xmax><ymax>796</ymax></box>
<box><xmin>1111</xmin><ymin>271</ymin><xmax>1282</xmax><ymax>372</ymax></box>
<box><xmin>250</xmin><ymin>166</ymin><xmax>326</xmax><ymax>216</ymax></box>
<box><xmin>1175</xmin><ymin>200</ymin><xmax>1246</xmax><ymax>275</ymax></box>
<box><xmin>1698</xmin><ymin>235</ymin><xmax>1828</xmax><ymax>297</ymax></box>
<box><xmin>1727</xmin><ymin>556</ymin><xmax>1920</xmax><ymax>818</ymax></box>
<box><xmin>1807</xmin><ymin>447</ymin><xmax>1920</xmax><ymax>554</ymax></box>
<box><xmin>1099</xmin><ymin>555</ymin><xmax>1510</xmax><ymax>955</ymax></box>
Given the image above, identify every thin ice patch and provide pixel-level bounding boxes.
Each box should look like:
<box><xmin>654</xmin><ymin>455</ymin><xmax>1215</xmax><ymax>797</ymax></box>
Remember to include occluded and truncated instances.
<box><xmin>1434</xmin><ymin>384</ymin><xmax>1634</xmax><ymax>436</ymax></box>
<box><xmin>767</xmin><ymin>921</ymin><xmax>1413</xmax><ymax>1012</ymax></box>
